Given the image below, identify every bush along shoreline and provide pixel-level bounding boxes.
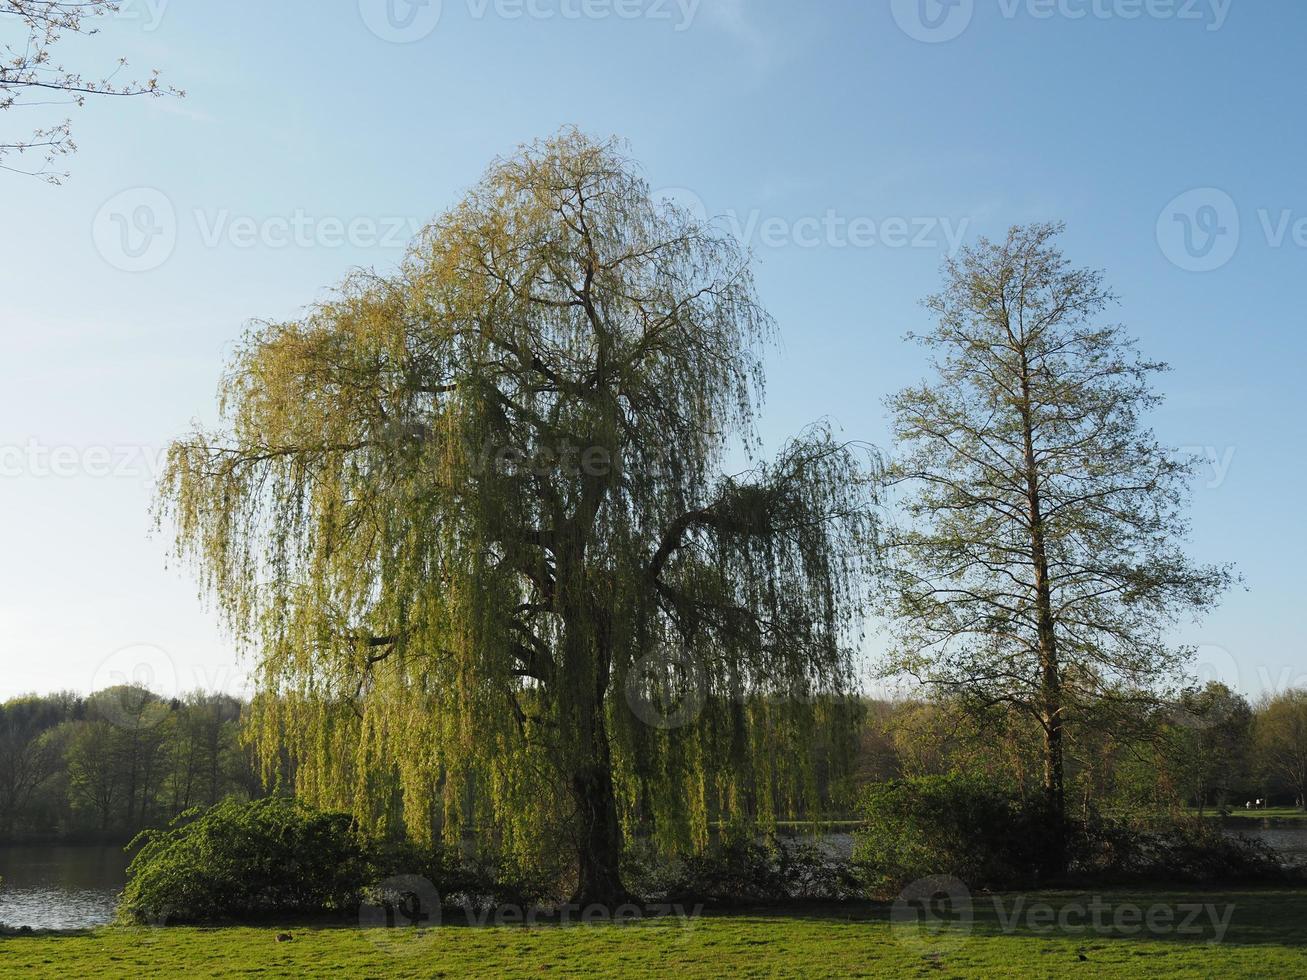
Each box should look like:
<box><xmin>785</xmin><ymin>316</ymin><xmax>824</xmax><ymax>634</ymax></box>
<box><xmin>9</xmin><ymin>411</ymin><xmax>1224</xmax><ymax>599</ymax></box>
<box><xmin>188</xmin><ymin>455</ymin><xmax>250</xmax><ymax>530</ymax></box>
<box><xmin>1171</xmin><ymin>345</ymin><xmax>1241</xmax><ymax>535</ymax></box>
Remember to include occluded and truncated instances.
<box><xmin>852</xmin><ymin>774</ymin><xmax>1297</xmax><ymax>899</ymax></box>
<box><xmin>106</xmin><ymin>791</ymin><xmax>1304</xmax><ymax>929</ymax></box>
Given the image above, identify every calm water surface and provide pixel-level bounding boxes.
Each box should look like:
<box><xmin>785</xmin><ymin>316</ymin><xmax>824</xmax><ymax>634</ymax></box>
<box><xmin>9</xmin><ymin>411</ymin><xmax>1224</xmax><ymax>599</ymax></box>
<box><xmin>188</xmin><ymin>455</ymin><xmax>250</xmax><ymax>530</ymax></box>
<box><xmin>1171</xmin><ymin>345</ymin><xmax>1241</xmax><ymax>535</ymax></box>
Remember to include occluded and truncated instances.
<box><xmin>1222</xmin><ymin>821</ymin><xmax>1307</xmax><ymax>866</ymax></box>
<box><xmin>0</xmin><ymin>845</ymin><xmax>128</xmax><ymax>931</ymax></box>
<box><xmin>809</xmin><ymin>821</ymin><xmax>1307</xmax><ymax>866</ymax></box>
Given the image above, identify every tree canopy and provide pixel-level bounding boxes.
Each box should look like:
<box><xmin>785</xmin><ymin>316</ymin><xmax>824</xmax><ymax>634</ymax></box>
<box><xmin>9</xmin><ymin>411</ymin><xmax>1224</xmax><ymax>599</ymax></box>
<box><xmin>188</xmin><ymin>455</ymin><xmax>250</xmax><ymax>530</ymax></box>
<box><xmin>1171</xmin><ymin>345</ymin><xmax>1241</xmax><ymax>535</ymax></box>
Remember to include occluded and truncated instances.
<box><xmin>158</xmin><ymin>130</ymin><xmax>877</xmax><ymax>903</ymax></box>
<box><xmin>1255</xmin><ymin>690</ymin><xmax>1307</xmax><ymax>809</ymax></box>
<box><xmin>880</xmin><ymin>222</ymin><xmax>1232</xmax><ymax>863</ymax></box>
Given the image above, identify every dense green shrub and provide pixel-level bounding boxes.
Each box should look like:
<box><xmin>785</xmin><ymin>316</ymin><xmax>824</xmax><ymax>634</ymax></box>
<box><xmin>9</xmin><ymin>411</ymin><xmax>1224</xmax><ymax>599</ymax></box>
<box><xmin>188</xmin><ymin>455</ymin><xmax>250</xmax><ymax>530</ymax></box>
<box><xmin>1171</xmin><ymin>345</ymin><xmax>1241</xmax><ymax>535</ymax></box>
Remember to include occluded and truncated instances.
<box><xmin>118</xmin><ymin>798</ymin><xmax>373</xmax><ymax>924</ymax></box>
<box><xmin>854</xmin><ymin>774</ymin><xmax>1296</xmax><ymax>896</ymax></box>
<box><xmin>854</xmin><ymin>774</ymin><xmax>1057</xmax><ymax>895</ymax></box>
<box><xmin>1073</xmin><ymin>815</ymin><xmax>1293</xmax><ymax>884</ymax></box>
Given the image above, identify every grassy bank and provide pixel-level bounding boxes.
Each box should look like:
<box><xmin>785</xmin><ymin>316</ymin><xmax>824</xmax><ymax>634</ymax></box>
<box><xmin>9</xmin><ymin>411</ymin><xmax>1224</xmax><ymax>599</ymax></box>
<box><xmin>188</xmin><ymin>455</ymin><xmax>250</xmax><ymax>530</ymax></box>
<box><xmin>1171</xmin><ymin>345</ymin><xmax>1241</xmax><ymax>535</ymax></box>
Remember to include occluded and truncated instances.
<box><xmin>3</xmin><ymin>889</ymin><xmax>1305</xmax><ymax>978</ymax></box>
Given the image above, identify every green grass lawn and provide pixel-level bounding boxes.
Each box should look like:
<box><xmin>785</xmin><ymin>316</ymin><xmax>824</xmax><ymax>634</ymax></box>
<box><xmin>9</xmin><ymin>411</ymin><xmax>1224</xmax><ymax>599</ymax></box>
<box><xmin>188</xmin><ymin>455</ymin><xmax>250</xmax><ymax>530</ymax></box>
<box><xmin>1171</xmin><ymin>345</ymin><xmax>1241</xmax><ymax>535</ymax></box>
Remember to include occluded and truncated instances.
<box><xmin>3</xmin><ymin>889</ymin><xmax>1305</xmax><ymax>978</ymax></box>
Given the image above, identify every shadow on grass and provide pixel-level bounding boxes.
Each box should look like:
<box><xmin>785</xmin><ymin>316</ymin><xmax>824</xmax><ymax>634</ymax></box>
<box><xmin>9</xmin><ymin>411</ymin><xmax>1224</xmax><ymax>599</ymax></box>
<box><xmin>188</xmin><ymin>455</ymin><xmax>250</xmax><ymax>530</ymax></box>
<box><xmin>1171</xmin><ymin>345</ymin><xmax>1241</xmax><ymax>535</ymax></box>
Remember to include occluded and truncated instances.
<box><xmin>628</xmin><ymin>886</ymin><xmax>1307</xmax><ymax>948</ymax></box>
<box><xmin>7</xmin><ymin>888</ymin><xmax>1305</xmax><ymax>950</ymax></box>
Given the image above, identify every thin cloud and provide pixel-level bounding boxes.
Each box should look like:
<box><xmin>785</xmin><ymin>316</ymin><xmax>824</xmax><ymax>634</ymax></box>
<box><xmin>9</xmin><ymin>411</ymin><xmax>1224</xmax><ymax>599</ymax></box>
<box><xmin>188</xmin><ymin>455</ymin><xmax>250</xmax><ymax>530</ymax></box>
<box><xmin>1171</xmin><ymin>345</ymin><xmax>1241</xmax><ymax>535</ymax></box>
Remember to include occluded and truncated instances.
<box><xmin>148</xmin><ymin>98</ymin><xmax>215</xmax><ymax>124</ymax></box>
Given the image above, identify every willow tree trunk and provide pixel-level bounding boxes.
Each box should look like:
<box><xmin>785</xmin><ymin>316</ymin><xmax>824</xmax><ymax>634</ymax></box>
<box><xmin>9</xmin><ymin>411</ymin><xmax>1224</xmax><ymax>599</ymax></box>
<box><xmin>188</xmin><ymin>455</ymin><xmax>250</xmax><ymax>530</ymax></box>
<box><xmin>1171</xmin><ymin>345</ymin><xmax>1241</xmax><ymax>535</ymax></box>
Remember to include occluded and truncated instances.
<box><xmin>558</xmin><ymin>577</ymin><xmax>632</xmax><ymax>907</ymax></box>
<box><xmin>569</xmin><ymin>724</ymin><xmax>630</xmax><ymax>908</ymax></box>
<box><xmin>561</xmin><ymin>629</ymin><xmax>631</xmax><ymax>907</ymax></box>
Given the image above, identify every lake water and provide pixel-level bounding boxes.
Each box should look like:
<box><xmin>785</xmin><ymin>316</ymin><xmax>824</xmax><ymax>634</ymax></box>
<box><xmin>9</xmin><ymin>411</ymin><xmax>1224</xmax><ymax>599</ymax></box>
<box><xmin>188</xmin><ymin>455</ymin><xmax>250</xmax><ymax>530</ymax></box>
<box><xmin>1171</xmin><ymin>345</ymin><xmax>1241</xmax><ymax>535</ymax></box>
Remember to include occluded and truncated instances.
<box><xmin>1222</xmin><ymin>820</ymin><xmax>1307</xmax><ymax>866</ymax></box>
<box><xmin>0</xmin><ymin>845</ymin><xmax>128</xmax><ymax>931</ymax></box>
<box><xmin>2</xmin><ymin>823</ymin><xmax>1305</xmax><ymax>931</ymax></box>
<box><xmin>804</xmin><ymin>821</ymin><xmax>1307</xmax><ymax>866</ymax></box>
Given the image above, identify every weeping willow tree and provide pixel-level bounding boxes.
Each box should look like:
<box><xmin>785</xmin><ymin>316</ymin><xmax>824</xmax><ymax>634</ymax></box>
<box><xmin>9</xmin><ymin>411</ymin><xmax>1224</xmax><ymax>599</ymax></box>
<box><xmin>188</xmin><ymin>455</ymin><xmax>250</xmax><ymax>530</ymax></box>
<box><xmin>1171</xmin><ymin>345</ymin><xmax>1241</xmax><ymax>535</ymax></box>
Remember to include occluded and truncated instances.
<box><xmin>158</xmin><ymin>130</ymin><xmax>876</xmax><ymax>905</ymax></box>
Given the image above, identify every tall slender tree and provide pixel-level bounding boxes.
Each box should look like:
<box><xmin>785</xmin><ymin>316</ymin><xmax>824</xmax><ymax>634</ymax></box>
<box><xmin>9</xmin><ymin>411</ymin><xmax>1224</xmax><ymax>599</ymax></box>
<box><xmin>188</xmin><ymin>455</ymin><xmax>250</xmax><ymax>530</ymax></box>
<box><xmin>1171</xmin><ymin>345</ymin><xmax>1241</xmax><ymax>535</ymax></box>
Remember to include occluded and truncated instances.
<box><xmin>157</xmin><ymin>131</ymin><xmax>876</xmax><ymax>905</ymax></box>
<box><xmin>881</xmin><ymin>222</ymin><xmax>1231</xmax><ymax>867</ymax></box>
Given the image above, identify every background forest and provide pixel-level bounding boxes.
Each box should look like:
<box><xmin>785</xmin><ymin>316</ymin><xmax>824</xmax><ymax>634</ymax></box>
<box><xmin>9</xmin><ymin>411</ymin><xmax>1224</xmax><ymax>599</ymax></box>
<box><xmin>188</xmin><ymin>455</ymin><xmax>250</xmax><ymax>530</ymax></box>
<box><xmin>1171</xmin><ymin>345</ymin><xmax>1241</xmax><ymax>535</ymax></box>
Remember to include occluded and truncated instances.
<box><xmin>4</xmin><ymin>680</ymin><xmax>1303</xmax><ymax>844</ymax></box>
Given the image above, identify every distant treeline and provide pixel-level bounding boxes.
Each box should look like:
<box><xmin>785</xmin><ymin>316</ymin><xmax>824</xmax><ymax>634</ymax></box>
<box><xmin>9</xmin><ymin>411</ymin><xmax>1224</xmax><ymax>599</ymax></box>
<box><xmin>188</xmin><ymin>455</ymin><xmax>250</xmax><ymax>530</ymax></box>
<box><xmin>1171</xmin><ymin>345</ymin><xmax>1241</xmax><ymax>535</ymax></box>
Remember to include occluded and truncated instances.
<box><xmin>857</xmin><ymin>683</ymin><xmax>1307</xmax><ymax>817</ymax></box>
<box><xmin>3</xmin><ymin>680</ymin><xmax>1304</xmax><ymax>843</ymax></box>
<box><xmin>0</xmin><ymin>686</ymin><xmax>263</xmax><ymax>843</ymax></box>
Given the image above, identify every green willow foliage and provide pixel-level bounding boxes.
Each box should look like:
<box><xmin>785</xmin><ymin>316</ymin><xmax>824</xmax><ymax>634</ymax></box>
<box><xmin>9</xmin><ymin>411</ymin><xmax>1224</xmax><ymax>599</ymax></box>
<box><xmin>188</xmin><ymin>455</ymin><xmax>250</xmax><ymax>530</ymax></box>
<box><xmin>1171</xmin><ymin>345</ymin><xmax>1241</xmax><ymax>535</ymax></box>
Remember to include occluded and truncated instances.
<box><xmin>157</xmin><ymin>130</ymin><xmax>876</xmax><ymax>900</ymax></box>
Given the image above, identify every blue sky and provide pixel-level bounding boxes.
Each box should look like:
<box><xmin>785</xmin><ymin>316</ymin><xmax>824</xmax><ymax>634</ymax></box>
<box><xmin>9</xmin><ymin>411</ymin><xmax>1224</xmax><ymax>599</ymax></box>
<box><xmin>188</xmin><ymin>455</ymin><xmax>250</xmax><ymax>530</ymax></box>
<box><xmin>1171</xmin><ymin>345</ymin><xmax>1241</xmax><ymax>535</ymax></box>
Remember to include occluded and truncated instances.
<box><xmin>2</xmin><ymin>0</ymin><xmax>1303</xmax><ymax>702</ymax></box>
